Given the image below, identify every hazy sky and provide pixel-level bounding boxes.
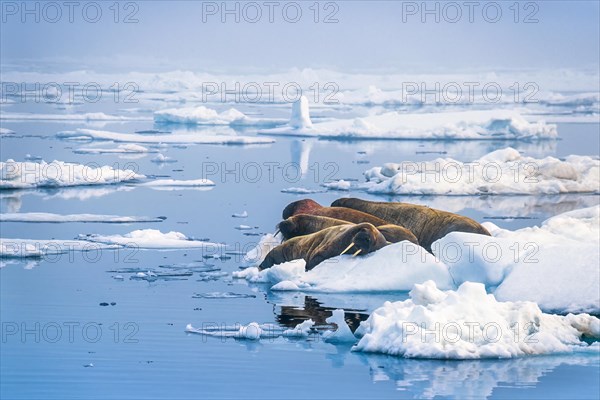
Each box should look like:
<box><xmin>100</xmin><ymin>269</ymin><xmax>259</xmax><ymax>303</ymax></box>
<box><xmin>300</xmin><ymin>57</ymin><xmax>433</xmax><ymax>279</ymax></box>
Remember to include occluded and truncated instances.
<box><xmin>1</xmin><ymin>1</ymin><xmax>599</xmax><ymax>72</ymax></box>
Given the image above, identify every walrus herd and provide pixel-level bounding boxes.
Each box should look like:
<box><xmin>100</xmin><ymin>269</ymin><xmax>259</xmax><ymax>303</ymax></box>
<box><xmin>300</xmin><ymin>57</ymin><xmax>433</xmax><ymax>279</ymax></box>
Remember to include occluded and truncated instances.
<box><xmin>258</xmin><ymin>198</ymin><xmax>491</xmax><ymax>271</ymax></box>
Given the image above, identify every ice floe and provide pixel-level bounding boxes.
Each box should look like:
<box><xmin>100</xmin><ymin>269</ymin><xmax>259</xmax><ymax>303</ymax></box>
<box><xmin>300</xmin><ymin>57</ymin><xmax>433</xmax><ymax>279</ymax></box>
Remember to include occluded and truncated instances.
<box><xmin>0</xmin><ymin>212</ymin><xmax>165</xmax><ymax>223</ymax></box>
<box><xmin>138</xmin><ymin>179</ymin><xmax>215</xmax><ymax>188</ymax></box>
<box><xmin>0</xmin><ymin>159</ymin><xmax>144</xmax><ymax>189</ymax></box>
<box><xmin>58</xmin><ymin>128</ymin><xmax>275</xmax><ymax>145</ymax></box>
<box><xmin>0</xmin><ymin>128</ymin><xmax>15</xmax><ymax>134</ymax></box>
<box><xmin>74</xmin><ymin>144</ymin><xmax>155</xmax><ymax>154</ymax></box>
<box><xmin>353</xmin><ymin>148</ymin><xmax>600</xmax><ymax>195</ymax></box>
<box><xmin>353</xmin><ymin>280</ymin><xmax>599</xmax><ymax>359</ymax></box>
<box><xmin>260</xmin><ymin>100</ymin><xmax>558</xmax><ymax>140</ymax></box>
<box><xmin>80</xmin><ymin>229</ymin><xmax>224</xmax><ymax>250</ymax></box>
<box><xmin>1</xmin><ymin>112</ymin><xmax>150</xmax><ymax>121</ymax></box>
<box><xmin>0</xmin><ymin>238</ymin><xmax>120</xmax><ymax>258</ymax></box>
<box><xmin>236</xmin><ymin>206</ymin><xmax>600</xmax><ymax>314</ymax></box>
<box><xmin>154</xmin><ymin>106</ymin><xmax>285</xmax><ymax>126</ymax></box>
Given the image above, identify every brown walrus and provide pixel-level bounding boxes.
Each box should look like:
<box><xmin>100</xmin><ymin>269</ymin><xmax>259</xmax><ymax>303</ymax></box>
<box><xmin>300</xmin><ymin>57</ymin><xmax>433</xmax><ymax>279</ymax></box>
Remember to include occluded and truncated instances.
<box><xmin>282</xmin><ymin>199</ymin><xmax>390</xmax><ymax>226</ymax></box>
<box><xmin>331</xmin><ymin>198</ymin><xmax>491</xmax><ymax>252</ymax></box>
<box><xmin>259</xmin><ymin>223</ymin><xmax>387</xmax><ymax>271</ymax></box>
<box><xmin>277</xmin><ymin>214</ymin><xmax>419</xmax><ymax>245</ymax></box>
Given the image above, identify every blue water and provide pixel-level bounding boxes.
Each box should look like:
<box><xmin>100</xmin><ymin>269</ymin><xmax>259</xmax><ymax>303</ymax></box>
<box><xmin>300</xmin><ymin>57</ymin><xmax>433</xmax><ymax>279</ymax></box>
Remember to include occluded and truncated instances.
<box><xmin>1</xmin><ymin>99</ymin><xmax>599</xmax><ymax>399</ymax></box>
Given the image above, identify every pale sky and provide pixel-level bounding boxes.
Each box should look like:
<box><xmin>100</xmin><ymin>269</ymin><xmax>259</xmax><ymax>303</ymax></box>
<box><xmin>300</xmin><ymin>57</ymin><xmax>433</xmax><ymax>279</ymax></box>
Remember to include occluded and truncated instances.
<box><xmin>1</xmin><ymin>1</ymin><xmax>599</xmax><ymax>73</ymax></box>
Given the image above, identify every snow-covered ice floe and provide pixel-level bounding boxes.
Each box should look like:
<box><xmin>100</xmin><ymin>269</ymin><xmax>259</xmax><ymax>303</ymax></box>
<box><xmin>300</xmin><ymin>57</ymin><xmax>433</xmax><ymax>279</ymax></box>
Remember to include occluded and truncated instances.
<box><xmin>0</xmin><ymin>213</ymin><xmax>165</xmax><ymax>223</ymax></box>
<box><xmin>0</xmin><ymin>128</ymin><xmax>15</xmax><ymax>135</ymax></box>
<box><xmin>74</xmin><ymin>144</ymin><xmax>156</xmax><ymax>154</ymax></box>
<box><xmin>138</xmin><ymin>179</ymin><xmax>215</xmax><ymax>189</ymax></box>
<box><xmin>353</xmin><ymin>280</ymin><xmax>599</xmax><ymax>359</ymax></box>
<box><xmin>351</xmin><ymin>148</ymin><xmax>600</xmax><ymax>195</ymax></box>
<box><xmin>0</xmin><ymin>159</ymin><xmax>144</xmax><ymax>189</ymax></box>
<box><xmin>0</xmin><ymin>238</ymin><xmax>120</xmax><ymax>258</ymax></box>
<box><xmin>236</xmin><ymin>206</ymin><xmax>600</xmax><ymax>314</ymax></box>
<box><xmin>79</xmin><ymin>229</ymin><xmax>224</xmax><ymax>250</ymax></box>
<box><xmin>259</xmin><ymin>98</ymin><xmax>557</xmax><ymax>140</ymax></box>
<box><xmin>0</xmin><ymin>112</ymin><xmax>150</xmax><ymax>122</ymax></box>
<box><xmin>58</xmin><ymin>128</ymin><xmax>275</xmax><ymax>145</ymax></box>
<box><xmin>154</xmin><ymin>106</ymin><xmax>286</xmax><ymax>126</ymax></box>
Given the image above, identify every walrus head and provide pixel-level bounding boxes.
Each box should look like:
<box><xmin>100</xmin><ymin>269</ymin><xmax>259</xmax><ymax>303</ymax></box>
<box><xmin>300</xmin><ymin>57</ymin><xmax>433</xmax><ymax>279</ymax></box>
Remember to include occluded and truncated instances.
<box><xmin>341</xmin><ymin>223</ymin><xmax>387</xmax><ymax>257</ymax></box>
<box><xmin>282</xmin><ymin>199</ymin><xmax>323</xmax><ymax>219</ymax></box>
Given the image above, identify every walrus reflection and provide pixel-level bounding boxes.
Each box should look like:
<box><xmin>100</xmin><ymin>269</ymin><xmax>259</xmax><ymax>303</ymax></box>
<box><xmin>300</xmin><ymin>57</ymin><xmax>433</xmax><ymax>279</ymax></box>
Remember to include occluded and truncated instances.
<box><xmin>332</xmin><ymin>198</ymin><xmax>491</xmax><ymax>252</ymax></box>
<box><xmin>259</xmin><ymin>223</ymin><xmax>387</xmax><ymax>271</ymax></box>
<box><xmin>278</xmin><ymin>214</ymin><xmax>419</xmax><ymax>245</ymax></box>
<box><xmin>276</xmin><ymin>296</ymin><xmax>368</xmax><ymax>333</ymax></box>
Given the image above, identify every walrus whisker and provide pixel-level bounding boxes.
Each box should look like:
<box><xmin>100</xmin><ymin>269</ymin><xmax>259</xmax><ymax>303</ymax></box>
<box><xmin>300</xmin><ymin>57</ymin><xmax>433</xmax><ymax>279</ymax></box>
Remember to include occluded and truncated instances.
<box><xmin>340</xmin><ymin>242</ymin><xmax>355</xmax><ymax>255</ymax></box>
<box><xmin>352</xmin><ymin>249</ymin><xmax>362</xmax><ymax>257</ymax></box>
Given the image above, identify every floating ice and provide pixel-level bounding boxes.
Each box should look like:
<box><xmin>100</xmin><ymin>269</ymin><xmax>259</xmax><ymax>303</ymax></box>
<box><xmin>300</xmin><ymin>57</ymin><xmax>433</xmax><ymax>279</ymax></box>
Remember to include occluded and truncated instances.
<box><xmin>0</xmin><ymin>238</ymin><xmax>119</xmax><ymax>258</ymax></box>
<box><xmin>281</xmin><ymin>187</ymin><xmax>324</xmax><ymax>194</ymax></box>
<box><xmin>155</xmin><ymin>105</ymin><xmax>285</xmax><ymax>126</ymax></box>
<box><xmin>358</xmin><ymin>148</ymin><xmax>599</xmax><ymax>195</ymax></box>
<box><xmin>289</xmin><ymin>96</ymin><xmax>313</xmax><ymax>129</ymax></box>
<box><xmin>353</xmin><ymin>280</ymin><xmax>599</xmax><ymax>359</ymax></box>
<box><xmin>0</xmin><ymin>159</ymin><xmax>144</xmax><ymax>189</ymax></box>
<box><xmin>74</xmin><ymin>144</ymin><xmax>154</xmax><ymax>154</ymax></box>
<box><xmin>0</xmin><ymin>128</ymin><xmax>15</xmax><ymax>135</ymax></box>
<box><xmin>260</xmin><ymin>108</ymin><xmax>557</xmax><ymax>140</ymax></box>
<box><xmin>0</xmin><ymin>212</ymin><xmax>165</xmax><ymax>223</ymax></box>
<box><xmin>234</xmin><ymin>225</ymin><xmax>256</xmax><ymax>230</ymax></box>
<box><xmin>232</xmin><ymin>211</ymin><xmax>248</xmax><ymax>218</ymax></box>
<box><xmin>1</xmin><ymin>112</ymin><xmax>150</xmax><ymax>121</ymax></box>
<box><xmin>192</xmin><ymin>292</ymin><xmax>257</xmax><ymax>299</ymax></box>
<box><xmin>139</xmin><ymin>179</ymin><xmax>215</xmax><ymax>188</ymax></box>
<box><xmin>323</xmin><ymin>309</ymin><xmax>357</xmax><ymax>343</ymax></box>
<box><xmin>80</xmin><ymin>229</ymin><xmax>224</xmax><ymax>250</ymax></box>
<box><xmin>234</xmin><ymin>241</ymin><xmax>454</xmax><ymax>292</ymax></box>
<box><xmin>58</xmin><ymin>129</ymin><xmax>276</xmax><ymax>145</ymax></box>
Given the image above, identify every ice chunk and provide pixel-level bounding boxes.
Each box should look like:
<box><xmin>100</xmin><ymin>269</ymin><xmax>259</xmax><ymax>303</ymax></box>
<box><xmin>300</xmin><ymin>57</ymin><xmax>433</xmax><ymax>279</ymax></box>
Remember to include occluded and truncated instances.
<box><xmin>354</xmin><ymin>280</ymin><xmax>599</xmax><ymax>359</ymax></box>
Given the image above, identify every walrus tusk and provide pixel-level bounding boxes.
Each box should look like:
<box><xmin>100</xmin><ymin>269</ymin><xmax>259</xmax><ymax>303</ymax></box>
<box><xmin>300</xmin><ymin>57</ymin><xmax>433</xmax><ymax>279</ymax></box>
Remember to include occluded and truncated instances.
<box><xmin>274</xmin><ymin>229</ymin><xmax>280</xmax><ymax>237</ymax></box>
<box><xmin>386</xmin><ymin>241</ymin><xmax>392</xmax><ymax>245</ymax></box>
<box><xmin>340</xmin><ymin>242</ymin><xmax>355</xmax><ymax>255</ymax></box>
<box><xmin>352</xmin><ymin>249</ymin><xmax>362</xmax><ymax>257</ymax></box>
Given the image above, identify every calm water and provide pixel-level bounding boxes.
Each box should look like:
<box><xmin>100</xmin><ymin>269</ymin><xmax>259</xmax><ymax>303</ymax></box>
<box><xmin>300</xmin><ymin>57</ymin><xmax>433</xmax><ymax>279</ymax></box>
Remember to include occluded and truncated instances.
<box><xmin>1</xmin><ymin>99</ymin><xmax>599</xmax><ymax>399</ymax></box>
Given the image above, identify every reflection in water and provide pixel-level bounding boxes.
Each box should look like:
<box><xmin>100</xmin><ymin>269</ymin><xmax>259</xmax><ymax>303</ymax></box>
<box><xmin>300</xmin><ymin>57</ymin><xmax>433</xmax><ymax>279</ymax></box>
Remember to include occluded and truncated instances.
<box><xmin>354</xmin><ymin>351</ymin><xmax>599</xmax><ymax>399</ymax></box>
<box><xmin>290</xmin><ymin>139</ymin><xmax>312</xmax><ymax>178</ymax></box>
<box><xmin>276</xmin><ymin>295</ymin><xmax>368</xmax><ymax>333</ymax></box>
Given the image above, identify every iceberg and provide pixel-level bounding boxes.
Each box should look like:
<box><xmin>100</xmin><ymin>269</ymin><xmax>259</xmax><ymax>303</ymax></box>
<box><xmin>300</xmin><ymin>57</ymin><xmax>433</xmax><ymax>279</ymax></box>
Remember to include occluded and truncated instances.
<box><xmin>356</xmin><ymin>148</ymin><xmax>599</xmax><ymax>195</ymax></box>
<box><xmin>354</xmin><ymin>280</ymin><xmax>599</xmax><ymax>359</ymax></box>
<box><xmin>80</xmin><ymin>229</ymin><xmax>224</xmax><ymax>250</ymax></box>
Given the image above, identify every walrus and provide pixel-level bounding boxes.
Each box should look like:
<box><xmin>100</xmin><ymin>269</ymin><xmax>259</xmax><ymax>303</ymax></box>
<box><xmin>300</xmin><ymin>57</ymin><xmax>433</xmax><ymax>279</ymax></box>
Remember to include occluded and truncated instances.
<box><xmin>281</xmin><ymin>199</ymin><xmax>390</xmax><ymax>226</ymax></box>
<box><xmin>331</xmin><ymin>198</ymin><xmax>491</xmax><ymax>252</ymax></box>
<box><xmin>277</xmin><ymin>214</ymin><xmax>419</xmax><ymax>245</ymax></box>
<box><xmin>259</xmin><ymin>223</ymin><xmax>387</xmax><ymax>271</ymax></box>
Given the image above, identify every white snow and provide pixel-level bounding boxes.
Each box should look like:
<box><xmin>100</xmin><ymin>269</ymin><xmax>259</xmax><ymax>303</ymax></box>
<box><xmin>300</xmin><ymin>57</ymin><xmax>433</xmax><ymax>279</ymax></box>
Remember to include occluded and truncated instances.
<box><xmin>323</xmin><ymin>309</ymin><xmax>357</xmax><ymax>343</ymax></box>
<box><xmin>234</xmin><ymin>241</ymin><xmax>454</xmax><ymax>292</ymax></box>
<box><xmin>139</xmin><ymin>179</ymin><xmax>216</xmax><ymax>188</ymax></box>
<box><xmin>74</xmin><ymin>144</ymin><xmax>154</xmax><ymax>154</ymax></box>
<box><xmin>155</xmin><ymin>106</ymin><xmax>285</xmax><ymax>126</ymax></box>
<box><xmin>58</xmin><ymin>128</ymin><xmax>275</xmax><ymax>145</ymax></box>
<box><xmin>353</xmin><ymin>280</ymin><xmax>599</xmax><ymax>359</ymax></box>
<box><xmin>80</xmin><ymin>229</ymin><xmax>224</xmax><ymax>249</ymax></box>
<box><xmin>0</xmin><ymin>159</ymin><xmax>144</xmax><ymax>189</ymax></box>
<box><xmin>289</xmin><ymin>96</ymin><xmax>313</xmax><ymax>129</ymax></box>
<box><xmin>0</xmin><ymin>213</ymin><xmax>164</xmax><ymax>223</ymax></box>
<box><xmin>358</xmin><ymin>148</ymin><xmax>599</xmax><ymax>195</ymax></box>
<box><xmin>260</xmin><ymin>109</ymin><xmax>557</xmax><ymax>140</ymax></box>
<box><xmin>281</xmin><ymin>187</ymin><xmax>324</xmax><ymax>194</ymax></box>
